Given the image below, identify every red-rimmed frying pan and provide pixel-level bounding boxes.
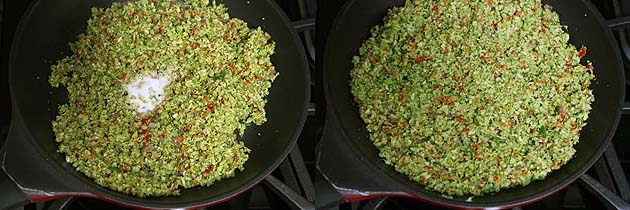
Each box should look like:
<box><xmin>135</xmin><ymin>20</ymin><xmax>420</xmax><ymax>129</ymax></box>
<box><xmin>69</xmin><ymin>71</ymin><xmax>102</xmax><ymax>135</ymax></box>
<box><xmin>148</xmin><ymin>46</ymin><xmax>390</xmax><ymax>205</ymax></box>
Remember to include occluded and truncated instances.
<box><xmin>317</xmin><ymin>0</ymin><xmax>624</xmax><ymax>209</ymax></box>
<box><xmin>0</xmin><ymin>0</ymin><xmax>310</xmax><ymax>209</ymax></box>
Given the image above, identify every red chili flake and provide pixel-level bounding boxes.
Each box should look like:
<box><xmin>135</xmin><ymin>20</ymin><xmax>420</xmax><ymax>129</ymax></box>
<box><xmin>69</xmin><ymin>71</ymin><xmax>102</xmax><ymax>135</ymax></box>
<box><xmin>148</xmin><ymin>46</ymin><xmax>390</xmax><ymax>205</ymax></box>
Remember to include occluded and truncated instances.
<box><xmin>457</xmin><ymin>85</ymin><xmax>464</xmax><ymax>93</ymax></box>
<box><xmin>566</xmin><ymin>62</ymin><xmax>573</xmax><ymax>68</ymax></box>
<box><xmin>191</xmin><ymin>29</ymin><xmax>197</xmax><ymax>36</ymax></box>
<box><xmin>415</xmin><ymin>56</ymin><xmax>428</xmax><ymax>64</ymax></box>
<box><xmin>431</xmin><ymin>4</ymin><xmax>439</xmax><ymax>14</ymax></box>
<box><xmin>540</xmin><ymin>27</ymin><xmax>547</xmax><ymax>33</ymax></box>
<box><xmin>438</xmin><ymin>96</ymin><xmax>455</xmax><ymax>105</ymax></box>
<box><xmin>398</xmin><ymin>94</ymin><xmax>408</xmax><ymax>102</ymax></box>
<box><xmin>75</xmin><ymin>100</ymin><xmax>83</xmax><ymax>107</ymax></box>
<box><xmin>245</xmin><ymin>61</ymin><xmax>251</xmax><ymax>69</ymax></box>
<box><xmin>140</xmin><ymin>117</ymin><xmax>150</xmax><ymax>126</ymax></box>
<box><xmin>577</xmin><ymin>46</ymin><xmax>587</xmax><ymax>58</ymax></box>
<box><xmin>486</xmin><ymin>0</ymin><xmax>493</xmax><ymax>5</ymax></box>
<box><xmin>475</xmin><ymin>154</ymin><xmax>482</xmax><ymax>160</ymax></box>
<box><xmin>151</xmin><ymin>0</ymin><xmax>157</xmax><ymax>4</ymax></box>
<box><xmin>121</xmin><ymin>72</ymin><xmax>127</xmax><ymax>81</ymax></box>
<box><xmin>383</xmin><ymin>126</ymin><xmax>391</xmax><ymax>134</ymax></box>
<box><xmin>143</xmin><ymin>133</ymin><xmax>152</xmax><ymax>146</ymax></box>
<box><xmin>173</xmin><ymin>136</ymin><xmax>184</xmax><ymax>142</ymax></box>
<box><xmin>472</xmin><ymin>143</ymin><xmax>479</xmax><ymax>151</ymax></box>
<box><xmin>462</xmin><ymin>127</ymin><xmax>471</xmax><ymax>134</ymax></box>
<box><xmin>190</xmin><ymin>42</ymin><xmax>200</xmax><ymax>47</ymax></box>
<box><xmin>203</xmin><ymin>165</ymin><xmax>214</xmax><ymax>174</ymax></box>
<box><xmin>452</xmin><ymin>76</ymin><xmax>461</xmax><ymax>81</ymax></box>
<box><xmin>585</xmin><ymin>63</ymin><xmax>593</xmax><ymax>70</ymax></box>
<box><xmin>139</xmin><ymin>129</ymin><xmax>147</xmax><ymax>135</ymax></box>
<box><xmin>204</xmin><ymin>94</ymin><xmax>210</xmax><ymax>100</ymax></box>
<box><xmin>102</xmin><ymin>19</ymin><xmax>110</xmax><ymax>27</ymax></box>
<box><xmin>244</xmin><ymin>79</ymin><xmax>252</xmax><ymax>84</ymax></box>
<box><xmin>557</xmin><ymin>74</ymin><xmax>564</xmax><ymax>79</ymax></box>
<box><xmin>433</xmin><ymin>84</ymin><xmax>441</xmax><ymax>90</ymax></box>
<box><xmin>455</xmin><ymin>115</ymin><xmax>464</xmax><ymax>122</ymax></box>
<box><xmin>207</xmin><ymin>102</ymin><xmax>215</xmax><ymax>112</ymax></box>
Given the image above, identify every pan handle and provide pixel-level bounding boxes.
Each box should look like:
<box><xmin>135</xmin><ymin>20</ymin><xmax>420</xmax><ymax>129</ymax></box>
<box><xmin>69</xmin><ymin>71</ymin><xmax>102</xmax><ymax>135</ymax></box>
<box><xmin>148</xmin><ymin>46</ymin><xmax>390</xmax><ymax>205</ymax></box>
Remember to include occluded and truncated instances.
<box><xmin>0</xmin><ymin>147</ymin><xmax>30</xmax><ymax>210</ymax></box>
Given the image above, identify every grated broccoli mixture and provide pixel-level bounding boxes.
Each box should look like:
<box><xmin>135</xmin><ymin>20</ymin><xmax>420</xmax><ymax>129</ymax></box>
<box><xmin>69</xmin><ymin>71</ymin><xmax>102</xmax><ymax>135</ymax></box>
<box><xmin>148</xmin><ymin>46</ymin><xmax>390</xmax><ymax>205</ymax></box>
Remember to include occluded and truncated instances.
<box><xmin>49</xmin><ymin>0</ymin><xmax>277</xmax><ymax>197</ymax></box>
<box><xmin>350</xmin><ymin>0</ymin><xmax>594</xmax><ymax>196</ymax></box>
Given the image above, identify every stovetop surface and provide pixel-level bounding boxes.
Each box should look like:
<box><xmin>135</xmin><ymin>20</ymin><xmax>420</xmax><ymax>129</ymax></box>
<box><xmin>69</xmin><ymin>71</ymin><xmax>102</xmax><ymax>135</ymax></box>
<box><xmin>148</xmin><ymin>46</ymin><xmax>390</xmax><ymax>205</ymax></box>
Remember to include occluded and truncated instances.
<box><xmin>2</xmin><ymin>0</ymin><xmax>630</xmax><ymax>209</ymax></box>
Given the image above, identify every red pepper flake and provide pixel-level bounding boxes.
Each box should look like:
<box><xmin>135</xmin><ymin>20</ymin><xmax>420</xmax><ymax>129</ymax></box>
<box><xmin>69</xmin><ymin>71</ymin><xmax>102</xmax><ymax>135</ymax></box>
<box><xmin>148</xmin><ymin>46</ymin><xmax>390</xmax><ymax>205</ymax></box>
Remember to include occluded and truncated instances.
<box><xmin>457</xmin><ymin>85</ymin><xmax>464</xmax><ymax>93</ymax></box>
<box><xmin>475</xmin><ymin>154</ymin><xmax>482</xmax><ymax>160</ymax></box>
<box><xmin>438</xmin><ymin>96</ymin><xmax>455</xmax><ymax>105</ymax></box>
<box><xmin>472</xmin><ymin>143</ymin><xmax>479</xmax><ymax>151</ymax></box>
<box><xmin>585</xmin><ymin>63</ymin><xmax>593</xmax><ymax>70</ymax></box>
<box><xmin>540</xmin><ymin>27</ymin><xmax>547</xmax><ymax>33</ymax></box>
<box><xmin>566</xmin><ymin>62</ymin><xmax>573</xmax><ymax>68</ymax></box>
<box><xmin>151</xmin><ymin>0</ymin><xmax>157</xmax><ymax>4</ymax></box>
<box><xmin>486</xmin><ymin>0</ymin><xmax>493</xmax><ymax>5</ymax></box>
<box><xmin>207</xmin><ymin>102</ymin><xmax>215</xmax><ymax>112</ymax></box>
<box><xmin>191</xmin><ymin>29</ymin><xmax>197</xmax><ymax>36</ymax></box>
<box><xmin>139</xmin><ymin>129</ymin><xmax>148</xmax><ymax>135</ymax></box>
<box><xmin>398</xmin><ymin>95</ymin><xmax>408</xmax><ymax>102</ymax></box>
<box><xmin>514</xmin><ymin>10</ymin><xmax>522</xmax><ymax>17</ymax></box>
<box><xmin>102</xmin><ymin>19</ymin><xmax>110</xmax><ymax>27</ymax></box>
<box><xmin>415</xmin><ymin>56</ymin><xmax>428</xmax><ymax>64</ymax></box>
<box><xmin>140</xmin><ymin>116</ymin><xmax>152</xmax><ymax>125</ymax></box>
<box><xmin>121</xmin><ymin>72</ymin><xmax>127</xmax><ymax>80</ymax></box>
<box><xmin>245</xmin><ymin>61</ymin><xmax>251</xmax><ymax>69</ymax></box>
<box><xmin>577</xmin><ymin>46</ymin><xmax>587</xmax><ymax>58</ymax></box>
<box><xmin>75</xmin><ymin>100</ymin><xmax>83</xmax><ymax>107</ymax></box>
<box><xmin>383</xmin><ymin>126</ymin><xmax>391</xmax><ymax>134</ymax></box>
<box><xmin>190</xmin><ymin>42</ymin><xmax>200</xmax><ymax>47</ymax></box>
<box><xmin>455</xmin><ymin>115</ymin><xmax>464</xmax><ymax>122</ymax></box>
<box><xmin>432</xmin><ymin>4</ymin><xmax>439</xmax><ymax>14</ymax></box>
<box><xmin>204</xmin><ymin>94</ymin><xmax>210</xmax><ymax>100</ymax></box>
<box><xmin>173</xmin><ymin>136</ymin><xmax>184</xmax><ymax>142</ymax></box>
<box><xmin>203</xmin><ymin>165</ymin><xmax>214</xmax><ymax>174</ymax></box>
<box><xmin>143</xmin><ymin>133</ymin><xmax>152</xmax><ymax>146</ymax></box>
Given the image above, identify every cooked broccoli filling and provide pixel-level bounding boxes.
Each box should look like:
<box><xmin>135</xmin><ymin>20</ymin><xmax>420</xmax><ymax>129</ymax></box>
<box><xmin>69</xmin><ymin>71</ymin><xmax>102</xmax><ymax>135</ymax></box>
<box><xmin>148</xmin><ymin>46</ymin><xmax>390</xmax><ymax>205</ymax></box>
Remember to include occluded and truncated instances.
<box><xmin>350</xmin><ymin>0</ymin><xmax>594</xmax><ymax>196</ymax></box>
<box><xmin>49</xmin><ymin>0</ymin><xmax>277</xmax><ymax>197</ymax></box>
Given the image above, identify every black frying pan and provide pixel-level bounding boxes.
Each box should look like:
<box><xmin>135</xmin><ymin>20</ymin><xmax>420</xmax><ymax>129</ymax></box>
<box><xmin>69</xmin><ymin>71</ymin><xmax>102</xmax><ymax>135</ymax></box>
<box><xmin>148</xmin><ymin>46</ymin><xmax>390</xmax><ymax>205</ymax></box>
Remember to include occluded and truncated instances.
<box><xmin>318</xmin><ymin>0</ymin><xmax>624</xmax><ymax>208</ymax></box>
<box><xmin>0</xmin><ymin>0</ymin><xmax>310</xmax><ymax>209</ymax></box>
